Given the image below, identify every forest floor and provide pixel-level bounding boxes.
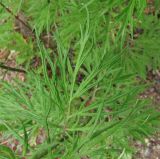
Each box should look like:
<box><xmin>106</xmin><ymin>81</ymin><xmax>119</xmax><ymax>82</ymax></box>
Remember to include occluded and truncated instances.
<box><xmin>135</xmin><ymin>70</ymin><xmax>160</xmax><ymax>159</ymax></box>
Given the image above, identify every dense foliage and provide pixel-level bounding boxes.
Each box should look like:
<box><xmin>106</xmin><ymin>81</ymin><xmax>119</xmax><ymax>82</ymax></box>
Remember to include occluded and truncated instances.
<box><xmin>0</xmin><ymin>0</ymin><xmax>160</xmax><ymax>158</ymax></box>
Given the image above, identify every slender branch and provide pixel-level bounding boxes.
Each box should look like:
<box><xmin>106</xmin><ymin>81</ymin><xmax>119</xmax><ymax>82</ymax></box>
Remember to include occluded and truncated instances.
<box><xmin>0</xmin><ymin>63</ymin><xmax>26</xmax><ymax>73</ymax></box>
<box><xmin>0</xmin><ymin>2</ymin><xmax>32</xmax><ymax>32</ymax></box>
<box><xmin>0</xmin><ymin>2</ymin><xmax>56</xmax><ymax>51</ymax></box>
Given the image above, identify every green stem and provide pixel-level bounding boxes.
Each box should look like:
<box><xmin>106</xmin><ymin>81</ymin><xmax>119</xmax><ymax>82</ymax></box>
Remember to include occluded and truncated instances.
<box><xmin>30</xmin><ymin>143</ymin><xmax>58</xmax><ymax>159</ymax></box>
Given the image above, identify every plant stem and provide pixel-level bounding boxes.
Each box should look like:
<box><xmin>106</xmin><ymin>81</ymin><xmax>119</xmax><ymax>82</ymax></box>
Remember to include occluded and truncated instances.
<box><xmin>30</xmin><ymin>143</ymin><xmax>58</xmax><ymax>159</ymax></box>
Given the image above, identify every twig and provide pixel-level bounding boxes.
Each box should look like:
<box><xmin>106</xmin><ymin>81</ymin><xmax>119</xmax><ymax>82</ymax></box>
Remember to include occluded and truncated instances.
<box><xmin>0</xmin><ymin>63</ymin><xmax>26</xmax><ymax>73</ymax></box>
<box><xmin>0</xmin><ymin>2</ymin><xmax>32</xmax><ymax>32</ymax></box>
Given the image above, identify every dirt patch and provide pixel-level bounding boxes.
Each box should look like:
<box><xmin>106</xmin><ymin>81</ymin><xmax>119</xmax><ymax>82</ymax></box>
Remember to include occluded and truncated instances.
<box><xmin>0</xmin><ymin>49</ymin><xmax>25</xmax><ymax>82</ymax></box>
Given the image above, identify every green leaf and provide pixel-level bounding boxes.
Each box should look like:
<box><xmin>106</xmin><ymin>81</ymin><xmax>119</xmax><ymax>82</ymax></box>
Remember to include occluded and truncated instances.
<box><xmin>0</xmin><ymin>145</ymin><xmax>16</xmax><ymax>159</ymax></box>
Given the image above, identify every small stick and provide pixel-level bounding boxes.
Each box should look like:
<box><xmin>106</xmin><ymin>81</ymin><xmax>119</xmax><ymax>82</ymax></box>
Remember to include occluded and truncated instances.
<box><xmin>0</xmin><ymin>63</ymin><xmax>26</xmax><ymax>73</ymax></box>
<box><xmin>0</xmin><ymin>2</ymin><xmax>32</xmax><ymax>32</ymax></box>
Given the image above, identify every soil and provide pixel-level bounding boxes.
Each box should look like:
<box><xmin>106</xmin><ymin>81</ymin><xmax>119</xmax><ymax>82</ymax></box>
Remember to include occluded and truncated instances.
<box><xmin>135</xmin><ymin>70</ymin><xmax>160</xmax><ymax>159</ymax></box>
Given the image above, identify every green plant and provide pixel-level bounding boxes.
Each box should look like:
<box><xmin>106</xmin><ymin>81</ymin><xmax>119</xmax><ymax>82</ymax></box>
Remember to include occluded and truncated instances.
<box><xmin>123</xmin><ymin>11</ymin><xmax>160</xmax><ymax>78</ymax></box>
<box><xmin>0</xmin><ymin>0</ymin><xmax>159</xmax><ymax>159</ymax></box>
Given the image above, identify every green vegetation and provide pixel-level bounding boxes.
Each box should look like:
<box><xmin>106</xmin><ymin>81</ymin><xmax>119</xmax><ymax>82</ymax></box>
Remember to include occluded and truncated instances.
<box><xmin>0</xmin><ymin>0</ymin><xmax>160</xmax><ymax>158</ymax></box>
